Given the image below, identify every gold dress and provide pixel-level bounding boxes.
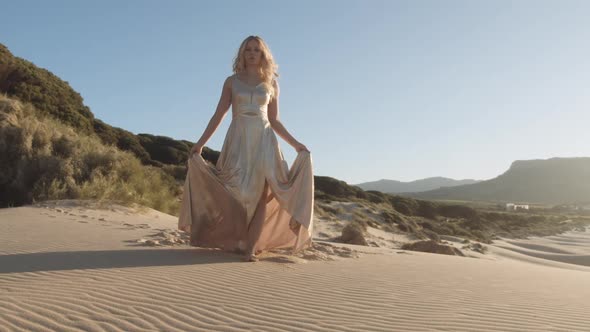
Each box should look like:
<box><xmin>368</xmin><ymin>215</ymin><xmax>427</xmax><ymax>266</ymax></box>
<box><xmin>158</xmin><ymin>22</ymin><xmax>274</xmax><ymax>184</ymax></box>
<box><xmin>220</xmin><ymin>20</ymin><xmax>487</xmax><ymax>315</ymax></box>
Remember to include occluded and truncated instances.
<box><xmin>178</xmin><ymin>74</ymin><xmax>314</xmax><ymax>253</ymax></box>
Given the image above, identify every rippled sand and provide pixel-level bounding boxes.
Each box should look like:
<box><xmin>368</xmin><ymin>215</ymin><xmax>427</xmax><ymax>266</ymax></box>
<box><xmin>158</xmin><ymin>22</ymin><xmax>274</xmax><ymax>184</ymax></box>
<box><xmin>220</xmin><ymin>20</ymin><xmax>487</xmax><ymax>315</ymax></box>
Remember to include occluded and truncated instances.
<box><xmin>1</xmin><ymin>200</ymin><xmax>589</xmax><ymax>331</ymax></box>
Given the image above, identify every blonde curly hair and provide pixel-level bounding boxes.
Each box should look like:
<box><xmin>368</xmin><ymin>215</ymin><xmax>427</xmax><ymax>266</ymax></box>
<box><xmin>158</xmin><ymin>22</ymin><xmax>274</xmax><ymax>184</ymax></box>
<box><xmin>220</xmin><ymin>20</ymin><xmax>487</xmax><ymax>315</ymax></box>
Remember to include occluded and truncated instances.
<box><xmin>232</xmin><ymin>35</ymin><xmax>279</xmax><ymax>98</ymax></box>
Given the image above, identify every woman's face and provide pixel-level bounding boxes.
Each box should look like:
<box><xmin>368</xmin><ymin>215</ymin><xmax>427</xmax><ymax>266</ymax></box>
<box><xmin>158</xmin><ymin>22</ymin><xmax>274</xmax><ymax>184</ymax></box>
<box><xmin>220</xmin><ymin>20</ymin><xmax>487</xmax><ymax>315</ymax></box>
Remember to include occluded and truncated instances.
<box><xmin>244</xmin><ymin>40</ymin><xmax>263</xmax><ymax>67</ymax></box>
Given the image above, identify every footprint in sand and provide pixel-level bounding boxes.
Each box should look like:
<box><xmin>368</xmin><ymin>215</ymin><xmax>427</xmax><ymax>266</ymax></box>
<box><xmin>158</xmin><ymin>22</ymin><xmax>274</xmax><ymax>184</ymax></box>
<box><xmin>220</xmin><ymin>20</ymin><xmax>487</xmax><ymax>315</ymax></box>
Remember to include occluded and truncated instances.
<box><xmin>268</xmin><ymin>242</ymin><xmax>359</xmax><ymax>261</ymax></box>
<box><xmin>121</xmin><ymin>223</ymin><xmax>151</xmax><ymax>230</ymax></box>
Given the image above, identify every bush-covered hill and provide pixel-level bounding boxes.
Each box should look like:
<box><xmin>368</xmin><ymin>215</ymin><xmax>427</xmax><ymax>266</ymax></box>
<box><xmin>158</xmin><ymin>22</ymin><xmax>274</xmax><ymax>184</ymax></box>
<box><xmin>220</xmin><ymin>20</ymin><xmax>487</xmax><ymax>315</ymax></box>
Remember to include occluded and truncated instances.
<box><xmin>0</xmin><ymin>94</ymin><xmax>180</xmax><ymax>213</ymax></box>
<box><xmin>0</xmin><ymin>43</ymin><xmax>219</xmax><ymax>171</ymax></box>
<box><xmin>0</xmin><ymin>45</ymin><xmax>95</xmax><ymax>133</ymax></box>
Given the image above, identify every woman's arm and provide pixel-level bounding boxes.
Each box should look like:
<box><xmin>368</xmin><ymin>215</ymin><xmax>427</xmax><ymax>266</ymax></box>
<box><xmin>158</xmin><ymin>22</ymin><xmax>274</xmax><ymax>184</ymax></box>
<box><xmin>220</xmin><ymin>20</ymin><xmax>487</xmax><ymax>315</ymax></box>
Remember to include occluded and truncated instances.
<box><xmin>193</xmin><ymin>76</ymin><xmax>233</xmax><ymax>150</ymax></box>
<box><xmin>267</xmin><ymin>79</ymin><xmax>308</xmax><ymax>151</ymax></box>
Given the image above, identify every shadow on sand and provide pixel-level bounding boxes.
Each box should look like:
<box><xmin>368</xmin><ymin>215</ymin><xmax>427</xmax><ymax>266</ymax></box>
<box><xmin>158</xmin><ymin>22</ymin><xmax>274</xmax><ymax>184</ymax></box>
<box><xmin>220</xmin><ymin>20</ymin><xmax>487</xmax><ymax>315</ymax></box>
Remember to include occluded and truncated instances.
<box><xmin>0</xmin><ymin>248</ymin><xmax>246</xmax><ymax>273</ymax></box>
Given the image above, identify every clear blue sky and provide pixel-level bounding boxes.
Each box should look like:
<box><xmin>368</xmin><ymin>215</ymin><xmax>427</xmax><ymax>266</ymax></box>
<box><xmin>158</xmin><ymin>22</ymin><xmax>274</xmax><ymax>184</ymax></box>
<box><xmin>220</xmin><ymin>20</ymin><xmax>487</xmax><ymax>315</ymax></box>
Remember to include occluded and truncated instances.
<box><xmin>2</xmin><ymin>0</ymin><xmax>589</xmax><ymax>184</ymax></box>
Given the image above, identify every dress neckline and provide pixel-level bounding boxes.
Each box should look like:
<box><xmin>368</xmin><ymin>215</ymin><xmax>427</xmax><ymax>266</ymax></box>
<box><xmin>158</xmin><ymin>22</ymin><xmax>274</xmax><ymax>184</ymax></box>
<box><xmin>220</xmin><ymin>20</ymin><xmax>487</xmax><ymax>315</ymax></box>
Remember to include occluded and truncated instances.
<box><xmin>234</xmin><ymin>74</ymin><xmax>264</xmax><ymax>88</ymax></box>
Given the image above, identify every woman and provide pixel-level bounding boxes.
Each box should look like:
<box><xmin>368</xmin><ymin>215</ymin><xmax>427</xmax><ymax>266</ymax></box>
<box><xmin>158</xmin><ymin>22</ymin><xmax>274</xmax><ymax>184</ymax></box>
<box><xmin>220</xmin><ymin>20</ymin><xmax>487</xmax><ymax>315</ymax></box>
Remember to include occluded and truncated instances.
<box><xmin>178</xmin><ymin>35</ymin><xmax>314</xmax><ymax>262</ymax></box>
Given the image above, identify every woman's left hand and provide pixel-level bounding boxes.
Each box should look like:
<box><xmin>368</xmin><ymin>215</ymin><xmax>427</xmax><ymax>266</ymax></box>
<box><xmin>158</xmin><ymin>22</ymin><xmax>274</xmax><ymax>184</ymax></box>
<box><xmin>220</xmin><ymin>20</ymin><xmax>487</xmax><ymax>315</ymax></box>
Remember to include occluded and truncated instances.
<box><xmin>294</xmin><ymin>142</ymin><xmax>310</xmax><ymax>153</ymax></box>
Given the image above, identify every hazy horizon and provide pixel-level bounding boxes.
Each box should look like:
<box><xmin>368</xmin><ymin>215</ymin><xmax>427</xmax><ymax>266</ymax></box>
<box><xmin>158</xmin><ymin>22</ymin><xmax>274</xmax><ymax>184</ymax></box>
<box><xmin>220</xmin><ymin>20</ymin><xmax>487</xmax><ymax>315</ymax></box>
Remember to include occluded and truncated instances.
<box><xmin>2</xmin><ymin>0</ymin><xmax>589</xmax><ymax>184</ymax></box>
<box><xmin>354</xmin><ymin>176</ymin><xmax>481</xmax><ymax>184</ymax></box>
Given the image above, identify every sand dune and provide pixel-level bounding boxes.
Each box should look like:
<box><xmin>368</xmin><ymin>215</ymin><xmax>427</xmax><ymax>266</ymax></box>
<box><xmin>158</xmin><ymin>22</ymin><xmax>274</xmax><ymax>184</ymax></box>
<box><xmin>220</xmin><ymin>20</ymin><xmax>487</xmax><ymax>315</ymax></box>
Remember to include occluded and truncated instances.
<box><xmin>489</xmin><ymin>228</ymin><xmax>590</xmax><ymax>270</ymax></box>
<box><xmin>1</xmin><ymin>200</ymin><xmax>589</xmax><ymax>331</ymax></box>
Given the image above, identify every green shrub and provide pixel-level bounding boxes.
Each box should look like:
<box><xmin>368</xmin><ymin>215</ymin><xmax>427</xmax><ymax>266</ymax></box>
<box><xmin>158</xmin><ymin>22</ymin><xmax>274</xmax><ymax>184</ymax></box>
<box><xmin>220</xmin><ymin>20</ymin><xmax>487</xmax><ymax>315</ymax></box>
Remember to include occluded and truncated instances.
<box><xmin>366</xmin><ymin>190</ymin><xmax>386</xmax><ymax>203</ymax></box>
<box><xmin>388</xmin><ymin>196</ymin><xmax>420</xmax><ymax>216</ymax></box>
<box><xmin>417</xmin><ymin>200</ymin><xmax>438</xmax><ymax>219</ymax></box>
<box><xmin>162</xmin><ymin>164</ymin><xmax>187</xmax><ymax>182</ymax></box>
<box><xmin>0</xmin><ymin>95</ymin><xmax>180</xmax><ymax>215</ymax></box>
<box><xmin>315</xmin><ymin>176</ymin><xmax>367</xmax><ymax>199</ymax></box>
<box><xmin>438</xmin><ymin>204</ymin><xmax>478</xmax><ymax>219</ymax></box>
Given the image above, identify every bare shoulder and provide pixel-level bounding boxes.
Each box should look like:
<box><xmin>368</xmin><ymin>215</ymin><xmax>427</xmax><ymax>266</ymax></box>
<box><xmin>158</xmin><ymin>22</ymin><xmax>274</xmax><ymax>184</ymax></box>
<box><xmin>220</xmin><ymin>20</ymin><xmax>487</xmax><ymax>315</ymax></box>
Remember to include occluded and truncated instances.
<box><xmin>224</xmin><ymin>75</ymin><xmax>235</xmax><ymax>89</ymax></box>
<box><xmin>272</xmin><ymin>78</ymin><xmax>280</xmax><ymax>94</ymax></box>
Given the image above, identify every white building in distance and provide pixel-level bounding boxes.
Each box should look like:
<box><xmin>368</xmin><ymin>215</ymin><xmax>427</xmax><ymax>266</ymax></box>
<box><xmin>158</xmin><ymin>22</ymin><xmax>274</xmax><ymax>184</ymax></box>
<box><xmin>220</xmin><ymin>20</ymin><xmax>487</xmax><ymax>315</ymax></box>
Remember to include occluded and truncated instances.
<box><xmin>506</xmin><ymin>203</ymin><xmax>530</xmax><ymax>211</ymax></box>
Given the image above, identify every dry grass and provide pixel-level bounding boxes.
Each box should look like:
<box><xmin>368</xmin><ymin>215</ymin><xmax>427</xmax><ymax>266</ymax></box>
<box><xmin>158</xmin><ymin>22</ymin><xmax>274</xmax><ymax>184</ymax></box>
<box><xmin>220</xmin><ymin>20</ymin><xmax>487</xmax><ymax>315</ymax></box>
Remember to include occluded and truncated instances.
<box><xmin>0</xmin><ymin>95</ymin><xmax>181</xmax><ymax>215</ymax></box>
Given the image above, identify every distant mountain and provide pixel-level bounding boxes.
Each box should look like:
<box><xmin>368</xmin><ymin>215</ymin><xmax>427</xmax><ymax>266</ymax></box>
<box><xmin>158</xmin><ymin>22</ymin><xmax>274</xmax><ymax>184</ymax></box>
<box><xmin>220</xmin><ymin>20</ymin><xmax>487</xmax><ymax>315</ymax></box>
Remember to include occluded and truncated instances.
<box><xmin>354</xmin><ymin>177</ymin><xmax>480</xmax><ymax>194</ymax></box>
<box><xmin>406</xmin><ymin>157</ymin><xmax>590</xmax><ymax>204</ymax></box>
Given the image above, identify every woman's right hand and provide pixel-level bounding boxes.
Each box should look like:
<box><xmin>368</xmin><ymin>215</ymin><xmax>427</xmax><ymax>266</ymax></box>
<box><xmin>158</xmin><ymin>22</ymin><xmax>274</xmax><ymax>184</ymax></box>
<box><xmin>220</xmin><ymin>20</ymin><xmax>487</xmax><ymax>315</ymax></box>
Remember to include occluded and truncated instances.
<box><xmin>190</xmin><ymin>143</ymin><xmax>203</xmax><ymax>156</ymax></box>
